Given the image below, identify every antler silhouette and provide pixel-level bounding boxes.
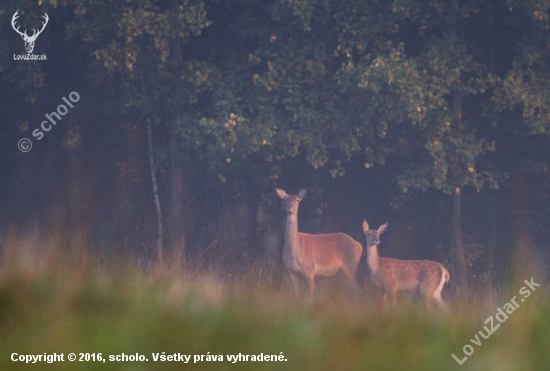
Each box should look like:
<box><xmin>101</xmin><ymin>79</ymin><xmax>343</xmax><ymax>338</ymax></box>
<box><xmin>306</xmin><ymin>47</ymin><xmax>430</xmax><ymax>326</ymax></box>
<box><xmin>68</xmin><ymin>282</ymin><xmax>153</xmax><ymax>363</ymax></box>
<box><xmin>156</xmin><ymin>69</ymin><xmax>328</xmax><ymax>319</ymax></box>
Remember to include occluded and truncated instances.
<box><xmin>11</xmin><ymin>11</ymin><xmax>49</xmax><ymax>54</ymax></box>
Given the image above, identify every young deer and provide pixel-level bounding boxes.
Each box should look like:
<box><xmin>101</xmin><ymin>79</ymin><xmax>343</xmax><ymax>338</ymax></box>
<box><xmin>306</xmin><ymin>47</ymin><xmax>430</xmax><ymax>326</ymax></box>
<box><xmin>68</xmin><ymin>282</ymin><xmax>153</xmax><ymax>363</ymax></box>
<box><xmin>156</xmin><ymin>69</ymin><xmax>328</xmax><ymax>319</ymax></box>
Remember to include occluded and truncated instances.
<box><xmin>277</xmin><ymin>188</ymin><xmax>363</xmax><ymax>300</ymax></box>
<box><xmin>363</xmin><ymin>220</ymin><xmax>450</xmax><ymax>311</ymax></box>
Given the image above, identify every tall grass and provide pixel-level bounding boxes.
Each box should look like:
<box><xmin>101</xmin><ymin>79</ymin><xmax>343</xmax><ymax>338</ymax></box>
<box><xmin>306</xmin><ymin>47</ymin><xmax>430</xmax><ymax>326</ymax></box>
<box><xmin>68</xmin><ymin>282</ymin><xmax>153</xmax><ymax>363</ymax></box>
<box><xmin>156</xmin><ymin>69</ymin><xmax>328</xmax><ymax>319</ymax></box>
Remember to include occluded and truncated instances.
<box><xmin>0</xmin><ymin>235</ymin><xmax>548</xmax><ymax>371</ymax></box>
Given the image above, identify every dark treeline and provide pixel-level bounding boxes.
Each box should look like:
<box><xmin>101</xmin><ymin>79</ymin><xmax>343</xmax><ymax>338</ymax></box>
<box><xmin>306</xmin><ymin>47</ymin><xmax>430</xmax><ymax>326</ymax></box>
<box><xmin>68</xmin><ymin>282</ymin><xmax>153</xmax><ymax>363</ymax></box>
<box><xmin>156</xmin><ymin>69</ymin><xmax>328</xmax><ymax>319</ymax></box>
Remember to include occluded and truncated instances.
<box><xmin>1</xmin><ymin>0</ymin><xmax>549</xmax><ymax>292</ymax></box>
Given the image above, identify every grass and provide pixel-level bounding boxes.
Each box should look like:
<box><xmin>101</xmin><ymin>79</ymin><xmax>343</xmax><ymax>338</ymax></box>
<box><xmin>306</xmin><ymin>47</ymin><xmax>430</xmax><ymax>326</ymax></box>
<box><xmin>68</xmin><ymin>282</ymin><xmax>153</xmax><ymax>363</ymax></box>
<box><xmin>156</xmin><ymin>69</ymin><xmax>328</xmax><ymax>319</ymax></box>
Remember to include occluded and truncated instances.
<box><xmin>0</xmin><ymin>236</ymin><xmax>548</xmax><ymax>371</ymax></box>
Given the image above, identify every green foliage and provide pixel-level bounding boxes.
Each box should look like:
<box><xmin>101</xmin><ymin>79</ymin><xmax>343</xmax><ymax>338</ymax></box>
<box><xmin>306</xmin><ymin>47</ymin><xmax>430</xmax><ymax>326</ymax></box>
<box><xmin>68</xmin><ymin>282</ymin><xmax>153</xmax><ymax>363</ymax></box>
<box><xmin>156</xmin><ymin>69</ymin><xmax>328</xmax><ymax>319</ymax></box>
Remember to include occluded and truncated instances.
<box><xmin>3</xmin><ymin>0</ymin><xmax>548</xmax><ymax>188</ymax></box>
<box><xmin>189</xmin><ymin>0</ymin><xmax>510</xmax><ymax>191</ymax></box>
<box><xmin>494</xmin><ymin>44</ymin><xmax>550</xmax><ymax>135</ymax></box>
<box><xmin>491</xmin><ymin>1</ymin><xmax>550</xmax><ymax>135</ymax></box>
<box><xmin>2</xmin><ymin>0</ymin><xmax>549</xmax><ymax>175</ymax></box>
<box><xmin>66</xmin><ymin>0</ymin><xmax>211</xmax><ymax>111</ymax></box>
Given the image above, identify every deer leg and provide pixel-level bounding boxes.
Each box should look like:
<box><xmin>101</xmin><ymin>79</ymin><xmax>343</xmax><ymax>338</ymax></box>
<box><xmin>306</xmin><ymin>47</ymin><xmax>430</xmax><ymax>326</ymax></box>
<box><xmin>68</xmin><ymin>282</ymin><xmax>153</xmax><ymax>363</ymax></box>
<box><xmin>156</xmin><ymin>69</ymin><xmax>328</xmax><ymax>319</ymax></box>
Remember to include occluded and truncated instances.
<box><xmin>418</xmin><ymin>283</ymin><xmax>433</xmax><ymax>310</ymax></box>
<box><xmin>342</xmin><ymin>266</ymin><xmax>360</xmax><ymax>298</ymax></box>
<box><xmin>388</xmin><ymin>290</ymin><xmax>397</xmax><ymax>308</ymax></box>
<box><xmin>421</xmin><ymin>279</ymin><xmax>448</xmax><ymax>312</ymax></box>
<box><xmin>423</xmin><ymin>293</ymin><xmax>434</xmax><ymax>311</ymax></box>
<box><xmin>289</xmin><ymin>271</ymin><xmax>301</xmax><ymax>297</ymax></box>
<box><xmin>306</xmin><ymin>273</ymin><xmax>315</xmax><ymax>302</ymax></box>
<box><xmin>381</xmin><ymin>291</ymin><xmax>388</xmax><ymax>308</ymax></box>
<box><xmin>433</xmin><ymin>291</ymin><xmax>450</xmax><ymax>313</ymax></box>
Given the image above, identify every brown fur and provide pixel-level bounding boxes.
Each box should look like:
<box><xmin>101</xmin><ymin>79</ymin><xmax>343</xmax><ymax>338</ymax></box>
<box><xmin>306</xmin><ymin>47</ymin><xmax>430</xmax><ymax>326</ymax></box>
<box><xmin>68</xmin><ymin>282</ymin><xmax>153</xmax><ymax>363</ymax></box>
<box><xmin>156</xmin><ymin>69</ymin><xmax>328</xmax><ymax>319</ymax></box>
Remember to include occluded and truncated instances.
<box><xmin>294</xmin><ymin>233</ymin><xmax>362</xmax><ymax>280</ymax></box>
<box><xmin>363</xmin><ymin>220</ymin><xmax>450</xmax><ymax>311</ymax></box>
<box><xmin>277</xmin><ymin>188</ymin><xmax>363</xmax><ymax>299</ymax></box>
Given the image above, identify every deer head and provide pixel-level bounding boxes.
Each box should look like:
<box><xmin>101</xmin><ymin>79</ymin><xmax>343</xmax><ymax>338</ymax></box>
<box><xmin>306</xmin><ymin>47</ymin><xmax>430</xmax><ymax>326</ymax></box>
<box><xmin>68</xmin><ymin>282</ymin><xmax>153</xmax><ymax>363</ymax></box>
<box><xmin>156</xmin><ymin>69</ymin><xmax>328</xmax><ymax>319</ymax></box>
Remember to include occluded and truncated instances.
<box><xmin>276</xmin><ymin>188</ymin><xmax>307</xmax><ymax>214</ymax></box>
<box><xmin>12</xmin><ymin>11</ymin><xmax>49</xmax><ymax>54</ymax></box>
<box><xmin>362</xmin><ymin>220</ymin><xmax>387</xmax><ymax>246</ymax></box>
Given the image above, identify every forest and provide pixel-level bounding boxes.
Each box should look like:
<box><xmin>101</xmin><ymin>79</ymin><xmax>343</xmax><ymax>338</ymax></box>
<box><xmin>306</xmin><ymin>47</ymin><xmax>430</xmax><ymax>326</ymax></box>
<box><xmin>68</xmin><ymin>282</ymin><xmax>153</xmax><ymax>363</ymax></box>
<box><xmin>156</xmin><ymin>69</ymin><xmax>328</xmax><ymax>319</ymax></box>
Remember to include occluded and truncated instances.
<box><xmin>0</xmin><ymin>0</ymin><xmax>549</xmax><ymax>370</ymax></box>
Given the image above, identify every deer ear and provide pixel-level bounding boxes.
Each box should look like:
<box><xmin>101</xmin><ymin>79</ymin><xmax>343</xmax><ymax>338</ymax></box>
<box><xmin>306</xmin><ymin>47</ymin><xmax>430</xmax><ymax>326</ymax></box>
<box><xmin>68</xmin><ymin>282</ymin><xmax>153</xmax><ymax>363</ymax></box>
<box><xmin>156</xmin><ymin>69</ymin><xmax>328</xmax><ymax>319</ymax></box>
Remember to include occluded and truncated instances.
<box><xmin>378</xmin><ymin>223</ymin><xmax>388</xmax><ymax>234</ymax></box>
<box><xmin>297</xmin><ymin>188</ymin><xmax>307</xmax><ymax>199</ymax></box>
<box><xmin>362</xmin><ymin>220</ymin><xmax>369</xmax><ymax>232</ymax></box>
<box><xmin>276</xmin><ymin>188</ymin><xmax>288</xmax><ymax>199</ymax></box>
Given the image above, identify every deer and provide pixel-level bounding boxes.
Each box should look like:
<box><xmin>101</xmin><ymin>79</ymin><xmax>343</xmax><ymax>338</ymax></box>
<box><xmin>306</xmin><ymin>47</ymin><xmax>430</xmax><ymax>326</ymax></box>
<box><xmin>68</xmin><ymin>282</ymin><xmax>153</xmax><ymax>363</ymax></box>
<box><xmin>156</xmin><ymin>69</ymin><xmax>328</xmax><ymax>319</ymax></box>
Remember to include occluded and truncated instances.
<box><xmin>11</xmin><ymin>11</ymin><xmax>49</xmax><ymax>54</ymax></box>
<box><xmin>276</xmin><ymin>188</ymin><xmax>363</xmax><ymax>300</ymax></box>
<box><xmin>362</xmin><ymin>220</ymin><xmax>450</xmax><ymax>312</ymax></box>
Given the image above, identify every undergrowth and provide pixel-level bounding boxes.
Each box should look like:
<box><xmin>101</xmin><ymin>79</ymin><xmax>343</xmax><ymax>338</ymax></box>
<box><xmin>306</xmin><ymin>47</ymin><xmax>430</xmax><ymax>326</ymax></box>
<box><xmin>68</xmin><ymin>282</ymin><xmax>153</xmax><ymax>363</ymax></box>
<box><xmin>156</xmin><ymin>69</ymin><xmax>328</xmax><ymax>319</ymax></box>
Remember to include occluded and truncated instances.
<box><xmin>0</xmin><ymin>236</ymin><xmax>548</xmax><ymax>371</ymax></box>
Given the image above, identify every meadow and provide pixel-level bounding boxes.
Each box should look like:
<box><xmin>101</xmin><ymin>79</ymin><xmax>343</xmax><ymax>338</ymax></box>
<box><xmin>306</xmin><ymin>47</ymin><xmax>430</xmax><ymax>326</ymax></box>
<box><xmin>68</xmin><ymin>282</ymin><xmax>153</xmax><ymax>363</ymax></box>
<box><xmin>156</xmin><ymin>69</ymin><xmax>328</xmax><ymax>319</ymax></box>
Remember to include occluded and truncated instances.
<box><xmin>0</xmin><ymin>235</ymin><xmax>548</xmax><ymax>371</ymax></box>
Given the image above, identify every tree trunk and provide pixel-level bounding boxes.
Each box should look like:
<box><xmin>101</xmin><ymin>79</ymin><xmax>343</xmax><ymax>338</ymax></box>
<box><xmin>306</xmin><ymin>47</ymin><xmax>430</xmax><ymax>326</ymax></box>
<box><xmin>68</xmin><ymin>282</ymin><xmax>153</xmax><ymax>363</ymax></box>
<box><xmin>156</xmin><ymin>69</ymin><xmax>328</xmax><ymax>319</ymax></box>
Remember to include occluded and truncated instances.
<box><xmin>452</xmin><ymin>189</ymin><xmax>467</xmax><ymax>293</ymax></box>
<box><xmin>247</xmin><ymin>180</ymin><xmax>261</xmax><ymax>258</ymax></box>
<box><xmin>169</xmin><ymin>38</ymin><xmax>186</xmax><ymax>263</ymax></box>
<box><xmin>510</xmin><ymin>173</ymin><xmax>532</xmax><ymax>275</ymax></box>
<box><xmin>486</xmin><ymin>217</ymin><xmax>498</xmax><ymax>280</ymax></box>
<box><xmin>485</xmin><ymin>215</ymin><xmax>499</xmax><ymax>307</ymax></box>
<box><xmin>451</xmin><ymin>84</ymin><xmax>467</xmax><ymax>293</ymax></box>
<box><xmin>147</xmin><ymin>118</ymin><xmax>163</xmax><ymax>263</ymax></box>
<box><xmin>169</xmin><ymin>116</ymin><xmax>185</xmax><ymax>254</ymax></box>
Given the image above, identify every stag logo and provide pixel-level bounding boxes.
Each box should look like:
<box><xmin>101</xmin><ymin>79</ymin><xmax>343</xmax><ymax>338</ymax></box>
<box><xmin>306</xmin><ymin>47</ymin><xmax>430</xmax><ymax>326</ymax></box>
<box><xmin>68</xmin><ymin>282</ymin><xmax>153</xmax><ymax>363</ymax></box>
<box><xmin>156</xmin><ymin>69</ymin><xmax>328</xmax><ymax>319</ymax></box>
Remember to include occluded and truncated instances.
<box><xmin>12</xmin><ymin>11</ymin><xmax>49</xmax><ymax>54</ymax></box>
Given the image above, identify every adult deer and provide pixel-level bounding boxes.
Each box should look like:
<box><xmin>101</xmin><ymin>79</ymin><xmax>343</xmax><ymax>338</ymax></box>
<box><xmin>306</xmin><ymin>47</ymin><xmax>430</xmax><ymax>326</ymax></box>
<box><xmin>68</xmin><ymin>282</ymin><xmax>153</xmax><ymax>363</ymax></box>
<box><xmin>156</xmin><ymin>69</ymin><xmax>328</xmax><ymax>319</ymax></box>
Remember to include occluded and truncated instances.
<box><xmin>362</xmin><ymin>220</ymin><xmax>450</xmax><ymax>311</ymax></box>
<box><xmin>277</xmin><ymin>188</ymin><xmax>363</xmax><ymax>300</ymax></box>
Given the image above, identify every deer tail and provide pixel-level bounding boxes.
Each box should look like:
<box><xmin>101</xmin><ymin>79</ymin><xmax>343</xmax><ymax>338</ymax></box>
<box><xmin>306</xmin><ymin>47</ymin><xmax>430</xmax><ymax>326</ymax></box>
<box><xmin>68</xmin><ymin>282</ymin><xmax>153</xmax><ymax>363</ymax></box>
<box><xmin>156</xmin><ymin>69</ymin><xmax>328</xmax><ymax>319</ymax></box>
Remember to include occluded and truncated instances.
<box><xmin>435</xmin><ymin>265</ymin><xmax>450</xmax><ymax>295</ymax></box>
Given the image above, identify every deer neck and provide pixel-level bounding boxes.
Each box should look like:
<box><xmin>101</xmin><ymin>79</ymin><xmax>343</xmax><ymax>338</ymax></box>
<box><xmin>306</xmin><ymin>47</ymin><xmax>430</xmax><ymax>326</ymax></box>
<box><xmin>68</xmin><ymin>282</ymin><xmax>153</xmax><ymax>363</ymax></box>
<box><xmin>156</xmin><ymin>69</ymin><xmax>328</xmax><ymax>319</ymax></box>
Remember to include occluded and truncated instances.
<box><xmin>367</xmin><ymin>244</ymin><xmax>380</xmax><ymax>275</ymax></box>
<box><xmin>284</xmin><ymin>212</ymin><xmax>300</xmax><ymax>254</ymax></box>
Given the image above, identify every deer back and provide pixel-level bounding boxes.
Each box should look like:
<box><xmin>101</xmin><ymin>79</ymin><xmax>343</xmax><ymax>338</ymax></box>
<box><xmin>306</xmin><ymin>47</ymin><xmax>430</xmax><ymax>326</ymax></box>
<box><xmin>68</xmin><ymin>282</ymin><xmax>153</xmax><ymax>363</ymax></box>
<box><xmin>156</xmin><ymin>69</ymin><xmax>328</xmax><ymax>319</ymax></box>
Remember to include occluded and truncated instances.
<box><xmin>298</xmin><ymin>232</ymin><xmax>362</xmax><ymax>268</ymax></box>
<box><xmin>378</xmin><ymin>257</ymin><xmax>444</xmax><ymax>290</ymax></box>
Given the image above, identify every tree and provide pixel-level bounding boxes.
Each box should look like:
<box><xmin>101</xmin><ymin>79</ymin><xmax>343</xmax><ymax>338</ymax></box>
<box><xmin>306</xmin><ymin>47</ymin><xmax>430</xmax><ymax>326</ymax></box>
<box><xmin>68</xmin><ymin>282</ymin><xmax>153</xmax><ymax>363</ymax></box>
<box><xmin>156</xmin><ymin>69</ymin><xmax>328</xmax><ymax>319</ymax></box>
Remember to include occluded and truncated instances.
<box><xmin>67</xmin><ymin>0</ymin><xmax>212</xmax><ymax>262</ymax></box>
<box><xmin>338</xmin><ymin>0</ymin><xmax>507</xmax><ymax>291</ymax></box>
<box><xmin>491</xmin><ymin>0</ymin><xmax>550</xmax><ymax>273</ymax></box>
